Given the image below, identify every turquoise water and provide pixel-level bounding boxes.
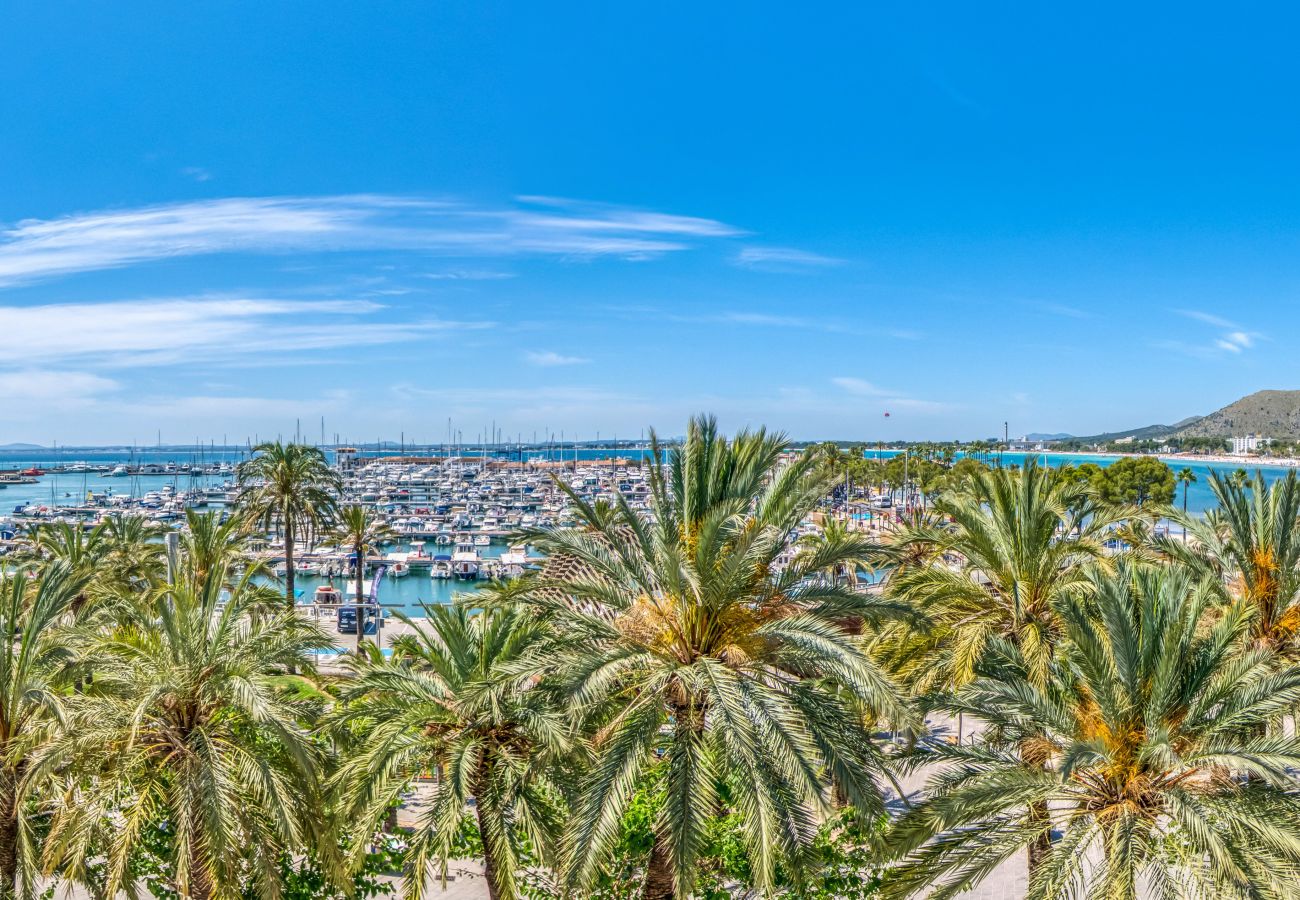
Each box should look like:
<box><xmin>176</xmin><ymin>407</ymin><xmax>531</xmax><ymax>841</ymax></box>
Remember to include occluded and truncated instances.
<box><xmin>2</xmin><ymin>472</ymin><xmax>226</xmax><ymax>514</ymax></box>
<box><xmin>863</xmin><ymin>449</ymin><xmax>1293</xmax><ymax>515</ymax></box>
<box><xmin>0</xmin><ymin>447</ymin><xmax>647</xmax><ymax>468</ymax></box>
<box><xmin>0</xmin><ymin>467</ymin><xmax>495</xmax><ymax>616</ymax></box>
<box><xmin>275</xmin><ymin>540</ymin><xmax>508</xmax><ymax>614</ymax></box>
<box><xmin>8</xmin><ymin>447</ymin><xmax>1288</xmax><ymax>615</ymax></box>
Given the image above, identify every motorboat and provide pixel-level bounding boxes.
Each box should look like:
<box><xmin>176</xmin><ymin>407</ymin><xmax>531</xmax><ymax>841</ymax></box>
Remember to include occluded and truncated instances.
<box><xmin>497</xmin><ymin>546</ymin><xmax>531</xmax><ymax>579</ymax></box>
<box><xmin>431</xmin><ymin>554</ymin><xmax>452</xmax><ymax>579</ymax></box>
<box><xmin>314</xmin><ymin>585</ymin><xmax>343</xmax><ymax>606</ymax></box>
<box><xmin>451</xmin><ymin>539</ymin><xmax>481</xmax><ymax>580</ymax></box>
<box><xmin>384</xmin><ymin>548</ymin><xmax>410</xmax><ymax>577</ymax></box>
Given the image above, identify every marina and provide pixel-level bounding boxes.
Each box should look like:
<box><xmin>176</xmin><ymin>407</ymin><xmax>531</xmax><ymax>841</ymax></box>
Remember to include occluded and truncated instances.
<box><xmin>0</xmin><ymin>446</ymin><xmax>660</xmax><ymax>615</ymax></box>
<box><xmin>0</xmin><ymin>440</ymin><xmax>1295</xmax><ymax>629</ymax></box>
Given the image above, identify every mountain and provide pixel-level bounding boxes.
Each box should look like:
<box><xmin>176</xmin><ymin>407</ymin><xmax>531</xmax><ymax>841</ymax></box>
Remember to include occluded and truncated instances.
<box><xmin>1175</xmin><ymin>390</ymin><xmax>1300</xmax><ymax>439</ymax></box>
<box><xmin>1070</xmin><ymin>417</ymin><xmax>1202</xmax><ymax>444</ymax></box>
<box><xmin>0</xmin><ymin>442</ymin><xmax>45</xmax><ymax>451</ymax></box>
<box><xmin>1025</xmin><ymin>432</ymin><xmax>1074</xmax><ymax>441</ymax></box>
<box><xmin>1067</xmin><ymin>390</ymin><xmax>1300</xmax><ymax>444</ymax></box>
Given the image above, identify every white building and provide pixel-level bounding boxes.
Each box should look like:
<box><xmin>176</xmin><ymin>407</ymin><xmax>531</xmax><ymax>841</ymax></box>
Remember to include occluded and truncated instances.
<box><xmin>335</xmin><ymin>446</ymin><xmax>361</xmax><ymax>472</ymax></box>
<box><xmin>1231</xmin><ymin>434</ymin><xmax>1268</xmax><ymax>456</ymax></box>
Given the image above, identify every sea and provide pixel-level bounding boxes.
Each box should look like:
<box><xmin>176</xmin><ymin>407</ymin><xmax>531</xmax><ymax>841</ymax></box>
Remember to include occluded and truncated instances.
<box><xmin>861</xmin><ymin>449</ymin><xmax>1291</xmax><ymax>515</ymax></box>
<box><xmin>0</xmin><ymin>446</ymin><xmax>651</xmax><ymax>623</ymax></box>
<box><xmin>0</xmin><ymin>446</ymin><xmax>1289</xmax><ymax>629</ymax></box>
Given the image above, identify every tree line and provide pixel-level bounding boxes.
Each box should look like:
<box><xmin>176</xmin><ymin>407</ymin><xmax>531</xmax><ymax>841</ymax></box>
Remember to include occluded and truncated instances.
<box><xmin>1</xmin><ymin>423</ymin><xmax>1299</xmax><ymax>899</ymax></box>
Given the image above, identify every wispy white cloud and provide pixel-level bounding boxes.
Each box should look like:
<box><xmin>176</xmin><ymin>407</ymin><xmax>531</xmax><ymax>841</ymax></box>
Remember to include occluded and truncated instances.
<box><xmin>829</xmin><ymin>376</ymin><xmax>952</xmax><ymax>415</ymax></box>
<box><xmin>422</xmin><ymin>269</ymin><xmax>517</xmax><ymax>281</ymax></box>
<box><xmin>734</xmin><ymin>246</ymin><xmax>844</xmax><ymax>271</ymax></box>
<box><xmin>831</xmin><ymin>377</ymin><xmax>887</xmax><ymax>396</ymax></box>
<box><xmin>180</xmin><ymin>167</ymin><xmax>213</xmax><ymax>182</ymax></box>
<box><xmin>525</xmin><ymin>350</ymin><xmax>590</xmax><ymax>367</ymax></box>
<box><xmin>1038</xmin><ymin>302</ymin><xmax>1090</xmax><ymax>319</ymax></box>
<box><xmin>389</xmin><ymin>382</ymin><xmax>653</xmax><ymax>426</ymax></box>
<box><xmin>0</xmin><ymin>296</ymin><xmax>492</xmax><ymax>367</ymax></box>
<box><xmin>0</xmin><ymin>194</ymin><xmax>743</xmax><ymax>286</ymax></box>
<box><xmin>885</xmin><ymin>398</ymin><xmax>954</xmax><ymax>414</ymax></box>
<box><xmin>0</xmin><ymin>369</ymin><xmax>119</xmax><ymax>405</ymax></box>
<box><xmin>1154</xmin><ymin>339</ymin><xmax>1219</xmax><ymax>361</ymax></box>
<box><xmin>654</xmin><ymin>309</ymin><xmax>921</xmax><ymax>340</ymax></box>
<box><xmin>1169</xmin><ymin>310</ymin><xmax>1263</xmax><ymax>358</ymax></box>
<box><xmin>112</xmin><ymin>388</ymin><xmax>355</xmax><ymax>420</ymax></box>
<box><xmin>1176</xmin><ymin>309</ymin><xmax>1236</xmax><ymax>329</ymax></box>
<box><xmin>514</xmin><ymin>196</ymin><xmax>739</xmax><ymax>238</ymax></box>
<box><xmin>718</xmin><ymin>311</ymin><xmax>815</xmax><ymax>328</ymax></box>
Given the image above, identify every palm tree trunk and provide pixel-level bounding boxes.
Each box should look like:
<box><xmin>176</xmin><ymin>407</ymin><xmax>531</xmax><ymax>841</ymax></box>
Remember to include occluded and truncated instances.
<box><xmin>355</xmin><ymin>539</ymin><xmax>365</xmax><ymax>652</ymax></box>
<box><xmin>471</xmin><ymin>773</ymin><xmax>507</xmax><ymax>900</ymax></box>
<box><xmin>642</xmin><ymin>831</ymin><xmax>676</xmax><ymax>900</ymax></box>
<box><xmin>284</xmin><ymin>515</ymin><xmax>296</xmax><ymax>610</ymax></box>
<box><xmin>187</xmin><ymin>850</ymin><xmax>214</xmax><ymax>900</ymax></box>
<box><xmin>0</xmin><ymin>765</ymin><xmax>17</xmax><ymax>900</ymax></box>
<box><xmin>1021</xmin><ymin>735</ymin><xmax>1052</xmax><ymax>882</ymax></box>
<box><xmin>185</xmin><ymin>811</ymin><xmax>214</xmax><ymax>900</ymax></box>
<box><xmin>642</xmin><ymin>697</ymin><xmax>703</xmax><ymax>900</ymax></box>
<box><xmin>473</xmin><ymin>803</ymin><xmax>502</xmax><ymax>900</ymax></box>
<box><xmin>1027</xmin><ymin>799</ymin><xmax>1051</xmax><ymax>878</ymax></box>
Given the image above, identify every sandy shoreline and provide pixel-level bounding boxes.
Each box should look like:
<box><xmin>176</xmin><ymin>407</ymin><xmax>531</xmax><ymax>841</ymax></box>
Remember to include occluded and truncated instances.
<box><xmin>1035</xmin><ymin>449</ymin><xmax>1300</xmax><ymax>469</ymax></box>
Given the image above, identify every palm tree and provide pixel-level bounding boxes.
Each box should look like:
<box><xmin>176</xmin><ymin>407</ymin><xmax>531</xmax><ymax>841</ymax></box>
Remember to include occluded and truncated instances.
<box><xmin>1176</xmin><ymin>467</ymin><xmax>1197</xmax><ymax>544</ymax></box>
<box><xmin>1176</xmin><ymin>466</ymin><xmax>1197</xmax><ymax>519</ymax></box>
<box><xmin>34</xmin><ymin>554</ymin><xmax>330</xmax><ymax>900</ymax></box>
<box><xmin>526</xmin><ymin>415</ymin><xmax>907</xmax><ymax>900</ymax></box>
<box><xmin>883</xmin><ymin>563</ymin><xmax>1300</xmax><ymax>899</ymax></box>
<box><xmin>17</xmin><ymin>522</ymin><xmax>105</xmax><ymax>613</ymax></box>
<box><xmin>328</xmin><ymin>505</ymin><xmax>397</xmax><ymax>650</ymax></box>
<box><xmin>798</xmin><ymin>518</ymin><xmax>867</xmax><ymax>588</ymax></box>
<box><xmin>880</xmin><ymin>460</ymin><xmax>1110</xmax><ymax>874</ymax></box>
<box><xmin>1166</xmin><ymin>470</ymin><xmax>1300</xmax><ymax>655</ymax></box>
<box><xmin>20</xmin><ymin>520</ymin><xmax>99</xmax><ymax>570</ymax></box>
<box><xmin>20</xmin><ymin>518</ymin><xmax>165</xmax><ymax>615</ymax></box>
<box><xmin>177</xmin><ymin>509</ymin><xmax>260</xmax><ymax>588</ymax></box>
<box><xmin>237</xmin><ymin>441</ymin><xmax>341</xmax><ymax>609</ymax></box>
<box><xmin>0</xmin><ymin>564</ymin><xmax>82</xmax><ymax>900</ymax></box>
<box><xmin>332</xmin><ymin>594</ymin><xmax>568</xmax><ymax>900</ymax></box>
<box><xmin>882</xmin><ymin>459</ymin><xmax>1109</xmax><ymax>693</ymax></box>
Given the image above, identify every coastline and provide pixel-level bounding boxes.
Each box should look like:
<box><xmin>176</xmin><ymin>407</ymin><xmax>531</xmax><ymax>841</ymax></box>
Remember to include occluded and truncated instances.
<box><xmin>1037</xmin><ymin>448</ymin><xmax>1300</xmax><ymax>470</ymax></box>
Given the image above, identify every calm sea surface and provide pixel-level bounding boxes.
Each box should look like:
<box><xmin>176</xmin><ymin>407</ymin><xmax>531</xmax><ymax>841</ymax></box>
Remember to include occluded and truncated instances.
<box><xmin>1</xmin><ymin>447</ymin><xmax>1288</xmax><ymax>621</ymax></box>
<box><xmin>0</xmin><ymin>447</ymin><xmax>642</xmax><ymax>619</ymax></box>
<box><xmin>863</xmin><ymin>449</ymin><xmax>1291</xmax><ymax>515</ymax></box>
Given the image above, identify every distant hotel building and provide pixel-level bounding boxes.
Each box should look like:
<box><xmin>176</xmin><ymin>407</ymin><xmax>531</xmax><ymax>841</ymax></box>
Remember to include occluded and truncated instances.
<box><xmin>335</xmin><ymin>447</ymin><xmax>361</xmax><ymax>472</ymax></box>
<box><xmin>1231</xmin><ymin>434</ymin><xmax>1269</xmax><ymax>456</ymax></box>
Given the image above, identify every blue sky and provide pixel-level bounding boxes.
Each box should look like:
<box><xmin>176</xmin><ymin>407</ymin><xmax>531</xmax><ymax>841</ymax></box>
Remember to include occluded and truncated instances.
<box><xmin>1</xmin><ymin>3</ymin><xmax>1297</xmax><ymax>444</ymax></box>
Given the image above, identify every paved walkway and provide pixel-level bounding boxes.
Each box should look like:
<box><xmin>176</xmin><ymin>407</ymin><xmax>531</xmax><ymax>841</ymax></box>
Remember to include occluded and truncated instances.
<box><xmin>380</xmin><ymin>713</ymin><xmax>1029</xmax><ymax>900</ymax></box>
<box><xmin>885</xmin><ymin>714</ymin><xmax>1027</xmax><ymax>899</ymax></box>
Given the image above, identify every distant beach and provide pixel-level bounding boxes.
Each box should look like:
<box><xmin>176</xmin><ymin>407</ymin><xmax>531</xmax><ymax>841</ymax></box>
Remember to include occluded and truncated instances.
<box><xmin>1037</xmin><ymin>448</ymin><xmax>1300</xmax><ymax>470</ymax></box>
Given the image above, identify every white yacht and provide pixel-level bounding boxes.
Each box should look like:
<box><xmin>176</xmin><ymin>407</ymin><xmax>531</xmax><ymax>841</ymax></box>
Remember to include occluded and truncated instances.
<box><xmin>451</xmin><ymin>538</ymin><xmax>481</xmax><ymax>580</ymax></box>
<box><xmin>431</xmin><ymin>554</ymin><xmax>453</xmax><ymax>579</ymax></box>
<box><xmin>385</xmin><ymin>551</ymin><xmax>411</xmax><ymax>578</ymax></box>
<box><xmin>498</xmin><ymin>545</ymin><xmax>531</xmax><ymax>579</ymax></box>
